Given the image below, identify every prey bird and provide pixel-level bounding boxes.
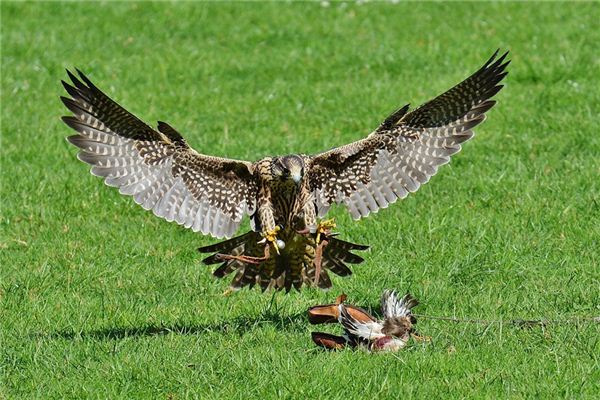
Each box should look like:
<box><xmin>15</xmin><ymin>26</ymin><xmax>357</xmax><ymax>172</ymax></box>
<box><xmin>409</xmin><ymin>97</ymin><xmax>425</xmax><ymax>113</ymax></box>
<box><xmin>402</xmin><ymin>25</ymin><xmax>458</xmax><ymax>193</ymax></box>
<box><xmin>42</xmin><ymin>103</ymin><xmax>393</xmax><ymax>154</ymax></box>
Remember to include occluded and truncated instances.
<box><xmin>62</xmin><ymin>50</ymin><xmax>509</xmax><ymax>292</ymax></box>
<box><xmin>309</xmin><ymin>290</ymin><xmax>421</xmax><ymax>352</ymax></box>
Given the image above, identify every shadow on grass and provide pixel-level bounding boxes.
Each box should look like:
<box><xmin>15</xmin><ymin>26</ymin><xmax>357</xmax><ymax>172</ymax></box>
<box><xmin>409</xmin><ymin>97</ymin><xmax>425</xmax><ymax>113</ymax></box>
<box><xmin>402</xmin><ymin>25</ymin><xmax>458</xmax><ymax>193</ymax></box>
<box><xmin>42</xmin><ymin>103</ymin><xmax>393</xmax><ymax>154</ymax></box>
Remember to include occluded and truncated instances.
<box><xmin>42</xmin><ymin>309</ymin><xmax>307</xmax><ymax>341</ymax></box>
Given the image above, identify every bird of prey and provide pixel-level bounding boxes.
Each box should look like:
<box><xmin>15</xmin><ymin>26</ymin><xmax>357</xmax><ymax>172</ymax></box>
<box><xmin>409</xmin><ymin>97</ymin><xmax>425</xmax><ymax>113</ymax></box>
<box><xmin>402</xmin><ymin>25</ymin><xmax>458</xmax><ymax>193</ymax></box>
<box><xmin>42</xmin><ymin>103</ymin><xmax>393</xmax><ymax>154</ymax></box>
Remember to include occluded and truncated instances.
<box><xmin>62</xmin><ymin>50</ymin><xmax>509</xmax><ymax>292</ymax></box>
<box><xmin>310</xmin><ymin>290</ymin><xmax>420</xmax><ymax>352</ymax></box>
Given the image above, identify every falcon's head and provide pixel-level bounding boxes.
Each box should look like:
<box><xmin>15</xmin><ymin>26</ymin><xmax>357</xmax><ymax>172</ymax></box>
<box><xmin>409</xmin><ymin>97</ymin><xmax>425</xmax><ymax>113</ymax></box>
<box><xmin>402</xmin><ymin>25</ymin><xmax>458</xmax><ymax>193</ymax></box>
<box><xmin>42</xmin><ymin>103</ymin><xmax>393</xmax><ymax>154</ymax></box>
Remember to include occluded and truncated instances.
<box><xmin>272</xmin><ymin>155</ymin><xmax>305</xmax><ymax>186</ymax></box>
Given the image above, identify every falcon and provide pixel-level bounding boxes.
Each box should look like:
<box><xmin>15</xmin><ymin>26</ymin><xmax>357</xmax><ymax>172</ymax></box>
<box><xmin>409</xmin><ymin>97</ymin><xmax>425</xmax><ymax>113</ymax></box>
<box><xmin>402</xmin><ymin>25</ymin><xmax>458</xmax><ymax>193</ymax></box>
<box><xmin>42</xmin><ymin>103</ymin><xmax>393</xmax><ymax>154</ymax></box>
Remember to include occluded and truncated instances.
<box><xmin>309</xmin><ymin>290</ymin><xmax>421</xmax><ymax>351</ymax></box>
<box><xmin>62</xmin><ymin>50</ymin><xmax>509</xmax><ymax>292</ymax></box>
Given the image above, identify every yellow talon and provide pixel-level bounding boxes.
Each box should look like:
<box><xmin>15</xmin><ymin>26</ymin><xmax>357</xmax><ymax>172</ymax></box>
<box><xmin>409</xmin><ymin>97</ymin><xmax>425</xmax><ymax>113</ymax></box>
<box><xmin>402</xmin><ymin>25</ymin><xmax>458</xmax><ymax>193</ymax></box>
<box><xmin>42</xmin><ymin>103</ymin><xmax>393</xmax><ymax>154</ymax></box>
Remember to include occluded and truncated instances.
<box><xmin>262</xmin><ymin>226</ymin><xmax>281</xmax><ymax>255</ymax></box>
<box><xmin>316</xmin><ymin>218</ymin><xmax>336</xmax><ymax>244</ymax></box>
<box><xmin>263</xmin><ymin>226</ymin><xmax>280</xmax><ymax>242</ymax></box>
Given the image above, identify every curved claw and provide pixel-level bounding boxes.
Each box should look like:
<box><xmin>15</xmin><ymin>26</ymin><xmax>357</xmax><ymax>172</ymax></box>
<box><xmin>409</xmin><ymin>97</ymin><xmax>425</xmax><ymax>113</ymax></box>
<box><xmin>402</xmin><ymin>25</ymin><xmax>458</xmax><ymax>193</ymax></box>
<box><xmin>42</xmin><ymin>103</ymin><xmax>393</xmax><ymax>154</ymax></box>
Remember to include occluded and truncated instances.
<box><xmin>316</xmin><ymin>218</ymin><xmax>336</xmax><ymax>244</ymax></box>
<box><xmin>261</xmin><ymin>226</ymin><xmax>282</xmax><ymax>255</ymax></box>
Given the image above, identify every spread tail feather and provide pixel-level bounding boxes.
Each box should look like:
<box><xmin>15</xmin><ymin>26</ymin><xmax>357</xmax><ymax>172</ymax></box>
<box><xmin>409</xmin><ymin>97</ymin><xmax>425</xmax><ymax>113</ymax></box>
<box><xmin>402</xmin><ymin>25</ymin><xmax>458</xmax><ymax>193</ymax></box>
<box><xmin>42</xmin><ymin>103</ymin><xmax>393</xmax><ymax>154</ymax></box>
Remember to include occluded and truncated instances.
<box><xmin>198</xmin><ymin>231</ymin><xmax>368</xmax><ymax>292</ymax></box>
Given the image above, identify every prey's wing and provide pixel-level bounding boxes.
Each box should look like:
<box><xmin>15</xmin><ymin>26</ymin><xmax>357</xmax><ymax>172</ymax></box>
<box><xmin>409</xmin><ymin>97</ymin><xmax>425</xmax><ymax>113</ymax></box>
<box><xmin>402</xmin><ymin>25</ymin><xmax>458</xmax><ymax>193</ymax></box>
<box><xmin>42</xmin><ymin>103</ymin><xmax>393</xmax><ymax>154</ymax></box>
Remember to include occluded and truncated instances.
<box><xmin>338</xmin><ymin>304</ymin><xmax>385</xmax><ymax>341</ymax></box>
<box><xmin>62</xmin><ymin>70</ymin><xmax>258</xmax><ymax>239</ymax></box>
<box><xmin>381</xmin><ymin>290</ymin><xmax>419</xmax><ymax>319</ymax></box>
<box><xmin>308</xmin><ymin>50</ymin><xmax>510</xmax><ymax>219</ymax></box>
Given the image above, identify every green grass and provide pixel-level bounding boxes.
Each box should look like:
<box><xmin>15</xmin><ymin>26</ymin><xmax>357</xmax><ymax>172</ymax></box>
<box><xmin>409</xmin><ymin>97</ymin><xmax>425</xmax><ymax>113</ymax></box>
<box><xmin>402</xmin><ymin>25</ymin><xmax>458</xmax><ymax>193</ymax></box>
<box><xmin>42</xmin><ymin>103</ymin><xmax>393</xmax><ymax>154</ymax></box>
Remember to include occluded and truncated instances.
<box><xmin>1</xmin><ymin>1</ymin><xmax>599</xmax><ymax>398</ymax></box>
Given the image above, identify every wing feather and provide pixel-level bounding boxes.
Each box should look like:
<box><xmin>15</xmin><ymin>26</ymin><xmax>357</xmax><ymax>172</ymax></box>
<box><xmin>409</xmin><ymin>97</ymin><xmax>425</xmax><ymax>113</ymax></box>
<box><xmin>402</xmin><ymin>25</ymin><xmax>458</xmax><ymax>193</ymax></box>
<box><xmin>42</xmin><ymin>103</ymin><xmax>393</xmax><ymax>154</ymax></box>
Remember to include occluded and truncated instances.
<box><xmin>381</xmin><ymin>290</ymin><xmax>419</xmax><ymax>319</ymax></box>
<box><xmin>62</xmin><ymin>69</ymin><xmax>257</xmax><ymax>239</ymax></box>
<box><xmin>308</xmin><ymin>51</ymin><xmax>509</xmax><ymax>219</ymax></box>
<box><xmin>338</xmin><ymin>304</ymin><xmax>385</xmax><ymax>341</ymax></box>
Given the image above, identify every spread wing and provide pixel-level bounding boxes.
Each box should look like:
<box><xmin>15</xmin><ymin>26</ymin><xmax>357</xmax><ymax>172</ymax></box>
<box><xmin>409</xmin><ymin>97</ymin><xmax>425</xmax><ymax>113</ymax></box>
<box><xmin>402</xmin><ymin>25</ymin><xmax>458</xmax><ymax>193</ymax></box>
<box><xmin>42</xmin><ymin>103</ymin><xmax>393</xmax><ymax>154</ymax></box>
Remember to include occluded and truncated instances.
<box><xmin>62</xmin><ymin>70</ymin><xmax>257</xmax><ymax>239</ymax></box>
<box><xmin>381</xmin><ymin>290</ymin><xmax>419</xmax><ymax>320</ymax></box>
<box><xmin>338</xmin><ymin>304</ymin><xmax>385</xmax><ymax>341</ymax></box>
<box><xmin>308</xmin><ymin>50</ymin><xmax>510</xmax><ymax>219</ymax></box>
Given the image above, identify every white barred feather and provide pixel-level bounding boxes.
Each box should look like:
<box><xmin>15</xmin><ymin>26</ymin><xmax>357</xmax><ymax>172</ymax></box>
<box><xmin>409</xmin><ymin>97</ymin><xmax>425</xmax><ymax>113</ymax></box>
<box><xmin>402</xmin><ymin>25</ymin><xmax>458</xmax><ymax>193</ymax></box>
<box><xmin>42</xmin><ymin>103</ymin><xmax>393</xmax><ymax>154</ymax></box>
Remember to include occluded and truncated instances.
<box><xmin>62</xmin><ymin>69</ymin><xmax>257</xmax><ymax>239</ymax></box>
<box><xmin>308</xmin><ymin>50</ymin><xmax>509</xmax><ymax>219</ymax></box>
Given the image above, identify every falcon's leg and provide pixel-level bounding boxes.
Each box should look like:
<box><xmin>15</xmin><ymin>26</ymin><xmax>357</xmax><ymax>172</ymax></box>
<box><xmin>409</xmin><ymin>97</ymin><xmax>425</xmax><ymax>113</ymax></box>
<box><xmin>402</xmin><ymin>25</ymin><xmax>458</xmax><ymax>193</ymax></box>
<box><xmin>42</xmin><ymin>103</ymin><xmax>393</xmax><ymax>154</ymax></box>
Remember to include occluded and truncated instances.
<box><xmin>257</xmin><ymin>203</ymin><xmax>283</xmax><ymax>254</ymax></box>
<box><xmin>313</xmin><ymin>236</ymin><xmax>329</xmax><ymax>285</ymax></box>
<box><xmin>296</xmin><ymin>205</ymin><xmax>337</xmax><ymax>286</ymax></box>
<box><xmin>294</xmin><ymin>214</ymin><xmax>337</xmax><ymax>285</ymax></box>
<box><xmin>310</xmin><ymin>218</ymin><xmax>336</xmax><ymax>285</ymax></box>
<box><xmin>302</xmin><ymin>202</ymin><xmax>318</xmax><ymax>234</ymax></box>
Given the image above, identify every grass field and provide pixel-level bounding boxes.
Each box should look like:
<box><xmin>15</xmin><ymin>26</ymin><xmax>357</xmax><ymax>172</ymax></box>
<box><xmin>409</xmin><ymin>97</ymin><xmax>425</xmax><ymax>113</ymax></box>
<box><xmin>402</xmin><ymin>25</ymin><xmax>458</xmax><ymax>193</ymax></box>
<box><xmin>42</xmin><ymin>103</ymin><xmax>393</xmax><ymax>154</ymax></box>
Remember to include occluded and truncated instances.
<box><xmin>1</xmin><ymin>2</ymin><xmax>599</xmax><ymax>398</ymax></box>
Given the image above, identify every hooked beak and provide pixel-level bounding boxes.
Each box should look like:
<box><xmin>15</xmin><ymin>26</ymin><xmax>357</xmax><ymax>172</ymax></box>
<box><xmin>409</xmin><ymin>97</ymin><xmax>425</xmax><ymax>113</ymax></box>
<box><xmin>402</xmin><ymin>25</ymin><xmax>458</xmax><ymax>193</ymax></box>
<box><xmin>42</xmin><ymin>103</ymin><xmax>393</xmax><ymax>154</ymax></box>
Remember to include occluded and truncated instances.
<box><xmin>292</xmin><ymin>172</ymin><xmax>302</xmax><ymax>186</ymax></box>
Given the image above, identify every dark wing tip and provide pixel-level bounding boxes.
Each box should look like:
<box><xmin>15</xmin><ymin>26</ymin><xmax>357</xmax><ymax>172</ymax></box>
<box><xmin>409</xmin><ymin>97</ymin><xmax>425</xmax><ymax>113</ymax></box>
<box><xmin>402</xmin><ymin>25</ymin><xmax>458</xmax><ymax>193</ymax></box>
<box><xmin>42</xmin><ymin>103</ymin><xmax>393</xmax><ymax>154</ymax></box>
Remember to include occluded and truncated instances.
<box><xmin>75</xmin><ymin>68</ymin><xmax>98</xmax><ymax>89</ymax></box>
<box><xmin>483</xmin><ymin>49</ymin><xmax>509</xmax><ymax>68</ymax></box>
<box><xmin>480</xmin><ymin>49</ymin><xmax>510</xmax><ymax>78</ymax></box>
<box><xmin>494</xmin><ymin>49</ymin><xmax>509</xmax><ymax>64</ymax></box>
<box><xmin>60</xmin><ymin>95</ymin><xmax>74</xmax><ymax>108</ymax></box>
<box><xmin>484</xmin><ymin>49</ymin><xmax>500</xmax><ymax>67</ymax></box>
<box><xmin>65</xmin><ymin>134</ymin><xmax>83</xmax><ymax>146</ymax></box>
<box><xmin>65</xmin><ymin>134</ymin><xmax>78</xmax><ymax>144</ymax></box>
<box><xmin>488</xmin><ymin>51</ymin><xmax>511</xmax><ymax>75</ymax></box>
<box><xmin>66</xmin><ymin>69</ymin><xmax>84</xmax><ymax>88</ymax></box>
<box><xmin>64</xmin><ymin>68</ymin><xmax>75</xmax><ymax>79</ymax></box>
<box><xmin>60</xmin><ymin>96</ymin><xmax>87</xmax><ymax>116</ymax></box>
<box><xmin>61</xmin><ymin>79</ymin><xmax>81</xmax><ymax>98</ymax></box>
<box><xmin>403</xmin><ymin>292</ymin><xmax>419</xmax><ymax>307</ymax></box>
<box><xmin>62</xmin><ymin>116</ymin><xmax>80</xmax><ymax>129</ymax></box>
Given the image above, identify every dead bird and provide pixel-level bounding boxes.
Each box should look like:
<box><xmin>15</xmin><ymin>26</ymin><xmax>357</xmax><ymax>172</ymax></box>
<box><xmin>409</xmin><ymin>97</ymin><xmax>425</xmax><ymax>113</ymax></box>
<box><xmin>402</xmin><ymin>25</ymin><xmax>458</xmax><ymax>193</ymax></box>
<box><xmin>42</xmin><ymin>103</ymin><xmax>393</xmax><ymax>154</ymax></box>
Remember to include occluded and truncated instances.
<box><xmin>310</xmin><ymin>290</ymin><xmax>424</xmax><ymax>352</ymax></box>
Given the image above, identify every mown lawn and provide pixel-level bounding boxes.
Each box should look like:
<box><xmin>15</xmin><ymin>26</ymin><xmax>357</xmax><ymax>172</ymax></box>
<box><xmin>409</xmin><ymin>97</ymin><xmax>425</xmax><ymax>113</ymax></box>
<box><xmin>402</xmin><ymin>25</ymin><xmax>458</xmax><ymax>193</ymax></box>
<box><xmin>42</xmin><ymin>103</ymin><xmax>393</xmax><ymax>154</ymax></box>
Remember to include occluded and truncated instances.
<box><xmin>1</xmin><ymin>2</ymin><xmax>599</xmax><ymax>398</ymax></box>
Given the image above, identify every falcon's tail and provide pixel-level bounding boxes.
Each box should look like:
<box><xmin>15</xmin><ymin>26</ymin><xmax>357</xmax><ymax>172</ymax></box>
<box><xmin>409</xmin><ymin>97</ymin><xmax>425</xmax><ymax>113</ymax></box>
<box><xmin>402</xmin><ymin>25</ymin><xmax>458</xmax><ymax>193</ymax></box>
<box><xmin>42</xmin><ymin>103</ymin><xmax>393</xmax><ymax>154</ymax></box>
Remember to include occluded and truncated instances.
<box><xmin>198</xmin><ymin>231</ymin><xmax>368</xmax><ymax>292</ymax></box>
